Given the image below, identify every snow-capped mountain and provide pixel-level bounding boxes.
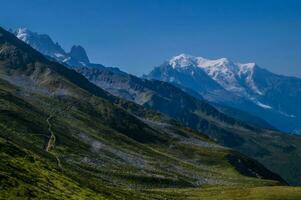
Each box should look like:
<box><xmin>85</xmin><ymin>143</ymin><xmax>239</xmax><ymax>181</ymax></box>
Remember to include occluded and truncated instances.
<box><xmin>168</xmin><ymin>54</ymin><xmax>261</xmax><ymax>97</ymax></box>
<box><xmin>146</xmin><ymin>54</ymin><xmax>301</xmax><ymax>133</ymax></box>
<box><xmin>14</xmin><ymin>27</ymin><xmax>90</xmax><ymax>67</ymax></box>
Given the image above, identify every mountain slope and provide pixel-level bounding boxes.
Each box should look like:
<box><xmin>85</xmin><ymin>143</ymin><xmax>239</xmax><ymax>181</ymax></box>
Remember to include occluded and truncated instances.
<box><xmin>11</xmin><ymin>28</ymin><xmax>301</xmax><ymax>186</ymax></box>
<box><xmin>146</xmin><ymin>54</ymin><xmax>301</xmax><ymax>134</ymax></box>
<box><xmin>75</xmin><ymin>66</ymin><xmax>264</xmax><ymax>130</ymax></box>
<box><xmin>0</xmin><ymin>27</ymin><xmax>288</xmax><ymax>199</ymax></box>
<box><xmin>74</xmin><ymin>65</ymin><xmax>301</xmax><ymax>186</ymax></box>
<box><xmin>213</xmin><ymin>103</ymin><xmax>275</xmax><ymax>130</ymax></box>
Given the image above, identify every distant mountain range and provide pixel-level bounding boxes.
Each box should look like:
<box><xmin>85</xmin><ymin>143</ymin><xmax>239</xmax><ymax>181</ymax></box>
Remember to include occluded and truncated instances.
<box><xmin>14</xmin><ymin>27</ymin><xmax>94</xmax><ymax>68</ymax></box>
<box><xmin>11</xmin><ymin>27</ymin><xmax>301</xmax><ymax>186</ymax></box>
<box><xmin>76</xmin><ymin>65</ymin><xmax>274</xmax><ymax>130</ymax></box>
<box><xmin>146</xmin><ymin>54</ymin><xmax>301</xmax><ymax>134</ymax></box>
<box><xmin>12</xmin><ymin>27</ymin><xmax>275</xmax><ymax>129</ymax></box>
<box><xmin>15</xmin><ymin>27</ymin><xmax>301</xmax><ymax>134</ymax></box>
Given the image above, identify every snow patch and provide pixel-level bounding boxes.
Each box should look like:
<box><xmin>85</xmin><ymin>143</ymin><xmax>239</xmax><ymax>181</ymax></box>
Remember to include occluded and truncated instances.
<box><xmin>256</xmin><ymin>101</ymin><xmax>272</xmax><ymax>109</ymax></box>
<box><xmin>169</xmin><ymin>54</ymin><xmax>197</xmax><ymax>68</ymax></box>
<box><xmin>54</xmin><ymin>53</ymin><xmax>65</xmax><ymax>58</ymax></box>
<box><xmin>238</xmin><ymin>63</ymin><xmax>263</xmax><ymax>95</ymax></box>
<box><xmin>63</xmin><ymin>57</ymin><xmax>71</xmax><ymax>62</ymax></box>
<box><xmin>279</xmin><ymin>111</ymin><xmax>296</xmax><ymax>118</ymax></box>
<box><xmin>15</xmin><ymin>27</ymin><xmax>31</xmax><ymax>42</ymax></box>
<box><xmin>79</xmin><ymin>61</ymin><xmax>87</xmax><ymax>66</ymax></box>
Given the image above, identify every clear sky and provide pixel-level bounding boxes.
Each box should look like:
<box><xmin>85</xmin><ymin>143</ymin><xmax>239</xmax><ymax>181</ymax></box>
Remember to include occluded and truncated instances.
<box><xmin>1</xmin><ymin>0</ymin><xmax>301</xmax><ymax>77</ymax></box>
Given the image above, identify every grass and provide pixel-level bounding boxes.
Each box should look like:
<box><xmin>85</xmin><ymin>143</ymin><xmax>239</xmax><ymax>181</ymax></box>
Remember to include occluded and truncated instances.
<box><xmin>0</xmin><ymin>84</ymin><xmax>286</xmax><ymax>198</ymax></box>
<box><xmin>151</xmin><ymin>186</ymin><xmax>301</xmax><ymax>200</ymax></box>
<box><xmin>0</xmin><ymin>138</ymin><xmax>107</xmax><ymax>200</ymax></box>
<box><xmin>0</xmin><ymin>74</ymin><xmax>290</xmax><ymax>199</ymax></box>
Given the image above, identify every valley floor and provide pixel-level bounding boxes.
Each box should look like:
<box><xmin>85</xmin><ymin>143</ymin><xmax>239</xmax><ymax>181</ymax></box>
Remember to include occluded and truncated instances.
<box><xmin>149</xmin><ymin>186</ymin><xmax>301</xmax><ymax>200</ymax></box>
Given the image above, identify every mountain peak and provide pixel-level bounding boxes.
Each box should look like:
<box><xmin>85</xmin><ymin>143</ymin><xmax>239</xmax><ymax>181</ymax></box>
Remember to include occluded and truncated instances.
<box><xmin>172</xmin><ymin>53</ymin><xmax>193</xmax><ymax>59</ymax></box>
<box><xmin>15</xmin><ymin>27</ymin><xmax>29</xmax><ymax>33</ymax></box>
<box><xmin>156</xmin><ymin>54</ymin><xmax>263</xmax><ymax>95</ymax></box>
<box><xmin>14</xmin><ymin>27</ymin><xmax>66</xmax><ymax>58</ymax></box>
<box><xmin>15</xmin><ymin>27</ymin><xmax>52</xmax><ymax>43</ymax></box>
<box><xmin>169</xmin><ymin>53</ymin><xmax>197</xmax><ymax>68</ymax></box>
<box><xmin>169</xmin><ymin>54</ymin><xmax>257</xmax><ymax>72</ymax></box>
<box><xmin>169</xmin><ymin>54</ymin><xmax>235</xmax><ymax>69</ymax></box>
<box><xmin>15</xmin><ymin>27</ymin><xmax>32</xmax><ymax>41</ymax></box>
<box><xmin>69</xmin><ymin>45</ymin><xmax>90</xmax><ymax>64</ymax></box>
<box><xmin>13</xmin><ymin>27</ymin><xmax>91</xmax><ymax>67</ymax></box>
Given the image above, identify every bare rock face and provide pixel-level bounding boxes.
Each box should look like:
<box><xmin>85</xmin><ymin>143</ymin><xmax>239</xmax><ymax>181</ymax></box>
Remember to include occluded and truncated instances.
<box><xmin>69</xmin><ymin>45</ymin><xmax>90</xmax><ymax>64</ymax></box>
<box><xmin>14</xmin><ymin>27</ymin><xmax>91</xmax><ymax>67</ymax></box>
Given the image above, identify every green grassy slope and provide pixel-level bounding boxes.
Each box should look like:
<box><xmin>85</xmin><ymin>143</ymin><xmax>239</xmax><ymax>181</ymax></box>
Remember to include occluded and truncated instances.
<box><xmin>0</xmin><ymin>78</ymin><xmax>282</xmax><ymax>198</ymax></box>
<box><xmin>0</xmin><ymin>138</ymin><xmax>107</xmax><ymax>200</ymax></box>
<box><xmin>152</xmin><ymin>186</ymin><xmax>301</xmax><ymax>200</ymax></box>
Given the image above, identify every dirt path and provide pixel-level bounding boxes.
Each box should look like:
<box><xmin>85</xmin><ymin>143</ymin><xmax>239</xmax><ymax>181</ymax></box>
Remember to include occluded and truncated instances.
<box><xmin>45</xmin><ymin>104</ymin><xmax>74</xmax><ymax>170</ymax></box>
<box><xmin>45</xmin><ymin>115</ymin><xmax>55</xmax><ymax>152</ymax></box>
<box><xmin>45</xmin><ymin>114</ymin><xmax>62</xmax><ymax>169</ymax></box>
<box><xmin>44</xmin><ymin>95</ymin><xmax>94</xmax><ymax>170</ymax></box>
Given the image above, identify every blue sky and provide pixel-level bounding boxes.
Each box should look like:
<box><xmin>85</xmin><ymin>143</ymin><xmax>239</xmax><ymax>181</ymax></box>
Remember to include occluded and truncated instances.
<box><xmin>1</xmin><ymin>0</ymin><xmax>301</xmax><ymax>77</ymax></box>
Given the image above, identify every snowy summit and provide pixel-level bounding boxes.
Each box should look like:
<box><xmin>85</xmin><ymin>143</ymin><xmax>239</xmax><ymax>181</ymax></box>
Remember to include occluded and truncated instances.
<box><xmin>168</xmin><ymin>54</ymin><xmax>259</xmax><ymax>95</ymax></box>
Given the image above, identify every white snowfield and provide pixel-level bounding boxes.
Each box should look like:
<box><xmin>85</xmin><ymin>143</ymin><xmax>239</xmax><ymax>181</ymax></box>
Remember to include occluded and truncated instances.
<box><xmin>168</xmin><ymin>54</ymin><xmax>275</xmax><ymax>110</ymax></box>
<box><xmin>169</xmin><ymin>53</ymin><xmax>267</xmax><ymax>99</ymax></box>
<box><xmin>15</xmin><ymin>27</ymin><xmax>29</xmax><ymax>41</ymax></box>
